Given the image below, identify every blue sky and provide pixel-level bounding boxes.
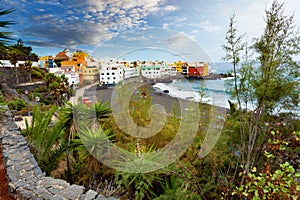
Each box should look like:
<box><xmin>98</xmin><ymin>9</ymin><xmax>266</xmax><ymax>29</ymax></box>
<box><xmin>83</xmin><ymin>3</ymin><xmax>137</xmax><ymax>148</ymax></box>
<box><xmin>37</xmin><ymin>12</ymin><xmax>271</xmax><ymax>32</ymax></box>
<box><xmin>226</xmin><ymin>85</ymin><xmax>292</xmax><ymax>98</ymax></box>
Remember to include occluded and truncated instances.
<box><xmin>2</xmin><ymin>0</ymin><xmax>300</xmax><ymax>62</ymax></box>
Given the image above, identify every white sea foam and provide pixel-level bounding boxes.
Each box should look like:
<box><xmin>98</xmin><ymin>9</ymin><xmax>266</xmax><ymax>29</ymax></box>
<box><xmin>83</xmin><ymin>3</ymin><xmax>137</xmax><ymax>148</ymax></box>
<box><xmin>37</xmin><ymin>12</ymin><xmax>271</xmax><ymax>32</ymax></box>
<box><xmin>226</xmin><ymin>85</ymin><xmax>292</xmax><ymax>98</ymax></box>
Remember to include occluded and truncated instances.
<box><xmin>152</xmin><ymin>81</ymin><xmax>230</xmax><ymax>109</ymax></box>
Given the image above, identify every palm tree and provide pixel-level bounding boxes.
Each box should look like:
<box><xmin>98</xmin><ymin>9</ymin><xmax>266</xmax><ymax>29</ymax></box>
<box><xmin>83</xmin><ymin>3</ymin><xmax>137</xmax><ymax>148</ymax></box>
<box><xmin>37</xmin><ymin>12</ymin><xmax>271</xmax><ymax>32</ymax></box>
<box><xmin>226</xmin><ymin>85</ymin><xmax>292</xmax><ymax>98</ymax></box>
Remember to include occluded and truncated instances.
<box><xmin>57</xmin><ymin>102</ymin><xmax>94</xmax><ymax>182</ymax></box>
<box><xmin>0</xmin><ymin>7</ymin><xmax>14</xmax><ymax>47</ymax></box>
<box><xmin>23</xmin><ymin>105</ymin><xmax>65</xmax><ymax>169</ymax></box>
<box><xmin>7</xmin><ymin>46</ymin><xmax>24</xmax><ymax>85</ymax></box>
<box><xmin>24</xmin><ymin>60</ymin><xmax>32</xmax><ymax>82</ymax></box>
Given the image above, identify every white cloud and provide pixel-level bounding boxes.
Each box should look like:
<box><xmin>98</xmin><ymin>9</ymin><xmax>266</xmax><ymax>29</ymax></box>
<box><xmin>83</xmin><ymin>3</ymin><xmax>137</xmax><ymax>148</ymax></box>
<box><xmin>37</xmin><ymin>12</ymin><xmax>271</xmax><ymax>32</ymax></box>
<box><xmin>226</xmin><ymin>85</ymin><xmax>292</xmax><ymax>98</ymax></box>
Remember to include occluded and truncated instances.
<box><xmin>164</xmin><ymin>5</ymin><xmax>179</xmax><ymax>12</ymax></box>
<box><xmin>189</xmin><ymin>21</ymin><xmax>223</xmax><ymax>33</ymax></box>
<box><xmin>200</xmin><ymin>21</ymin><xmax>223</xmax><ymax>32</ymax></box>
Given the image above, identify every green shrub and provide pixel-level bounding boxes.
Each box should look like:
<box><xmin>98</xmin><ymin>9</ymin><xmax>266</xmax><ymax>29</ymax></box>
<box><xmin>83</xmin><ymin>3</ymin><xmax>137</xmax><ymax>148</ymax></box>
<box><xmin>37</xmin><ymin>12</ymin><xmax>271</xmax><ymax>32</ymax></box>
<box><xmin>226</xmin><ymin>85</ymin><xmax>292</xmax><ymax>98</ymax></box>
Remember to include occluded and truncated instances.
<box><xmin>8</xmin><ymin>98</ymin><xmax>27</xmax><ymax>111</ymax></box>
<box><xmin>0</xmin><ymin>90</ymin><xmax>5</xmax><ymax>105</ymax></box>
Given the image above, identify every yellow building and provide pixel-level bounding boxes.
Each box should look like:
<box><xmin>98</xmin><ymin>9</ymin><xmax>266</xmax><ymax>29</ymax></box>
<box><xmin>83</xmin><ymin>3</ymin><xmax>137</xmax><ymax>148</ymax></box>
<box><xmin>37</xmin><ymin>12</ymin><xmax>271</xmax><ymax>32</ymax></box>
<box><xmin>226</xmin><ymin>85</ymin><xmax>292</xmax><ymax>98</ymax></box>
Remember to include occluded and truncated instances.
<box><xmin>39</xmin><ymin>56</ymin><xmax>55</xmax><ymax>68</ymax></box>
<box><xmin>60</xmin><ymin>51</ymin><xmax>87</xmax><ymax>83</ymax></box>
<box><xmin>173</xmin><ymin>61</ymin><xmax>183</xmax><ymax>73</ymax></box>
<box><xmin>83</xmin><ymin>57</ymin><xmax>99</xmax><ymax>82</ymax></box>
<box><xmin>203</xmin><ymin>62</ymin><xmax>209</xmax><ymax>76</ymax></box>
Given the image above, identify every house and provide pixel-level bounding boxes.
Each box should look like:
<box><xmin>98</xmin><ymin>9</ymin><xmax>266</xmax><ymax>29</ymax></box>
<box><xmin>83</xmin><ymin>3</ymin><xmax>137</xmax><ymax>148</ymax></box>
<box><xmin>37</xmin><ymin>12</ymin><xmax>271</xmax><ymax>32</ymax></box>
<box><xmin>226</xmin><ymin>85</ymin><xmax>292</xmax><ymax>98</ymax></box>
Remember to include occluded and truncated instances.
<box><xmin>53</xmin><ymin>69</ymin><xmax>79</xmax><ymax>86</ymax></box>
<box><xmin>99</xmin><ymin>59</ymin><xmax>125</xmax><ymax>86</ymax></box>
<box><xmin>141</xmin><ymin>65</ymin><xmax>162</xmax><ymax>79</ymax></box>
<box><xmin>174</xmin><ymin>61</ymin><xmax>183</xmax><ymax>73</ymax></box>
<box><xmin>60</xmin><ymin>51</ymin><xmax>99</xmax><ymax>84</ymax></box>
<box><xmin>188</xmin><ymin>62</ymin><xmax>209</xmax><ymax>77</ymax></box>
<box><xmin>83</xmin><ymin>57</ymin><xmax>99</xmax><ymax>82</ymax></box>
<box><xmin>39</xmin><ymin>56</ymin><xmax>56</xmax><ymax>68</ymax></box>
<box><xmin>181</xmin><ymin>62</ymin><xmax>188</xmax><ymax>75</ymax></box>
<box><xmin>54</xmin><ymin>49</ymin><xmax>70</xmax><ymax>67</ymax></box>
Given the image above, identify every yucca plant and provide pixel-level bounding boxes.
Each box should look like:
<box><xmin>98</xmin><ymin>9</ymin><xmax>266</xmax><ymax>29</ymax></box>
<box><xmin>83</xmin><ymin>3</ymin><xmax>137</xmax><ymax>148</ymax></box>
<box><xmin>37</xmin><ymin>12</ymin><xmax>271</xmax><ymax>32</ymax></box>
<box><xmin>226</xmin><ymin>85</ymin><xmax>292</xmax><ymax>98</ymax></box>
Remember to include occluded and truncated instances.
<box><xmin>74</xmin><ymin>125</ymin><xmax>114</xmax><ymax>185</ymax></box>
<box><xmin>94</xmin><ymin>101</ymin><xmax>111</xmax><ymax>120</ymax></box>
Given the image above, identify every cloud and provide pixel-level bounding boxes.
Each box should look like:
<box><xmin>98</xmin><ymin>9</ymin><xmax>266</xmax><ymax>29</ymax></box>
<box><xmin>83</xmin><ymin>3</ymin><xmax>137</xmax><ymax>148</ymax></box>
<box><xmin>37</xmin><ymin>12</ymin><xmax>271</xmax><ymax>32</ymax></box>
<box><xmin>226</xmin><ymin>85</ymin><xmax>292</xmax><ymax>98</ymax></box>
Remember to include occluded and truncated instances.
<box><xmin>6</xmin><ymin>0</ymin><xmax>171</xmax><ymax>49</ymax></box>
<box><xmin>189</xmin><ymin>21</ymin><xmax>223</xmax><ymax>33</ymax></box>
<box><xmin>200</xmin><ymin>21</ymin><xmax>223</xmax><ymax>32</ymax></box>
<box><xmin>164</xmin><ymin>5</ymin><xmax>179</xmax><ymax>12</ymax></box>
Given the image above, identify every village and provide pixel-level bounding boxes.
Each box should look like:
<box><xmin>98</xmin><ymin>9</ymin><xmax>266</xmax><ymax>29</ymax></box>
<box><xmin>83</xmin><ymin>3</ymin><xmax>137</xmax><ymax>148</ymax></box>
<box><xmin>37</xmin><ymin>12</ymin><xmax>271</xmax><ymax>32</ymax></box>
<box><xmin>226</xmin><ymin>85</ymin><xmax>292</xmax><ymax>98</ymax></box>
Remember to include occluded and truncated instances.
<box><xmin>1</xmin><ymin>49</ymin><xmax>211</xmax><ymax>88</ymax></box>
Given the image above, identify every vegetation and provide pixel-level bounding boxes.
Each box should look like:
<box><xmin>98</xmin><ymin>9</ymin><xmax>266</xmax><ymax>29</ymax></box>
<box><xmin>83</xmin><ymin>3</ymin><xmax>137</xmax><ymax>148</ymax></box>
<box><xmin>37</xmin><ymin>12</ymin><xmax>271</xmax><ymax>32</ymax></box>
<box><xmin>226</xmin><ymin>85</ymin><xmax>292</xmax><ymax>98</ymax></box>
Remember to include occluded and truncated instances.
<box><xmin>0</xmin><ymin>5</ymin><xmax>14</xmax><ymax>51</ymax></box>
<box><xmin>3</xmin><ymin>0</ymin><xmax>299</xmax><ymax>199</ymax></box>
<box><xmin>7</xmin><ymin>98</ymin><xmax>26</xmax><ymax>111</ymax></box>
<box><xmin>221</xmin><ymin>1</ymin><xmax>300</xmax><ymax>198</ymax></box>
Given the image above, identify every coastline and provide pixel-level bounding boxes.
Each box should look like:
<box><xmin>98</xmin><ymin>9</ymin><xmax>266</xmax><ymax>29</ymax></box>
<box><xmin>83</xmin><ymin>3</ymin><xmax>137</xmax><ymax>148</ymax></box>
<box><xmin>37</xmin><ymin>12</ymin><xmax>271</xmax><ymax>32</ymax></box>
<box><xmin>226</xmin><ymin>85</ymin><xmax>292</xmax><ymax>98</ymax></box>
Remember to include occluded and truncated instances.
<box><xmin>91</xmin><ymin>81</ymin><xmax>230</xmax><ymax>116</ymax></box>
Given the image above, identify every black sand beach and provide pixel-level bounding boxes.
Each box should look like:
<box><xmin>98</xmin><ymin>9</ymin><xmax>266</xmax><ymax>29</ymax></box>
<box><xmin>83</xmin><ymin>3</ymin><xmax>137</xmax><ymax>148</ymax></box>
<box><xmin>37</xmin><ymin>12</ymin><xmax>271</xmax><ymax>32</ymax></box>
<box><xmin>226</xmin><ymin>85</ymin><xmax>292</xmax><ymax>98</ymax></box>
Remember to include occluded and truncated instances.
<box><xmin>83</xmin><ymin>84</ymin><xmax>228</xmax><ymax>116</ymax></box>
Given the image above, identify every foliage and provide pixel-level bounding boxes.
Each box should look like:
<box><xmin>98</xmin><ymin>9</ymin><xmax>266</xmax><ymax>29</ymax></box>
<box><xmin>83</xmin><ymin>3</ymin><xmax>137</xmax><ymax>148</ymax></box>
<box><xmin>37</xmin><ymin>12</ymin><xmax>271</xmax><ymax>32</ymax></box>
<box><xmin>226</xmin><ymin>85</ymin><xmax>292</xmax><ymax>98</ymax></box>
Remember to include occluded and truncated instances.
<box><xmin>223</xmin><ymin>1</ymin><xmax>300</xmax><ymax>184</ymax></box>
<box><xmin>73</xmin><ymin>126</ymin><xmax>114</xmax><ymax>184</ymax></box>
<box><xmin>94</xmin><ymin>101</ymin><xmax>111</xmax><ymax>120</ymax></box>
<box><xmin>0</xmin><ymin>90</ymin><xmax>5</xmax><ymax>104</ymax></box>
<box><xmin>28</xmin><ymin>92</ymin><xmax>42</xmax><ymax>101</ymax></box>
<box><xmin>45</xmin><ymin>73</ymin><xmax>71</xmax><ymax>104</ymax></box>
<box><xmin>31</xmin><ymin>67</ymin><xmax>47</xmax><ymax>80</ymax></box>
<box><xmin>154</xmin><ymin>173</ymin><xmax>199</xmax><ymax>200</ymax></box>
<box><xmin>0</xmin><ymin>6</ymin><xmax>14</xmax><ymax>47</ymax></box>
<box><xmin>233</xmin><ymin>161</ymin><xmax>300</xmax><ymax>199</ymax></box>
<box><xmin>7</xmin><ymin>98</ymin><xmax>26</xmax><ymax>111</ymax></box>
<box><xmin>253</xmin><ymin>1</ymin><xmax>300</xmax><ymax>113</ymax></box>
<box><xmin>222</xmin><ymin>13</ymin><xmax>244</xmax><ymax>109</ymax></box>
<box><xmin>115</xmin><ymin>170</ymin><xmax>162</xmax><ymax>200</ymax></box>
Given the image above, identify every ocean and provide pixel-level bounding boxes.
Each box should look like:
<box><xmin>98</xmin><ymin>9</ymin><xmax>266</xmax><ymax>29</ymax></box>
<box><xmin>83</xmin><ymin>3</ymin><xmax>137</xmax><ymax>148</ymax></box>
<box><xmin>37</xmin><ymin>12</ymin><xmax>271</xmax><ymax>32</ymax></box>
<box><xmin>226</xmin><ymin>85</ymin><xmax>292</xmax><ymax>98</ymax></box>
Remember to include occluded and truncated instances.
<box><xmin>153</xmin><ymin>78</ymin><xmax>233</xmax><ymax>109</ymax></box>
<box><xmin>153</xmin><ymin>62</ymin><xmax>235</xmax><ymax>109</ymax></box>
<box><xmin>152</xmin><ymin>62</ymin><xmax>299</xmax><ymax>117</ymax></box>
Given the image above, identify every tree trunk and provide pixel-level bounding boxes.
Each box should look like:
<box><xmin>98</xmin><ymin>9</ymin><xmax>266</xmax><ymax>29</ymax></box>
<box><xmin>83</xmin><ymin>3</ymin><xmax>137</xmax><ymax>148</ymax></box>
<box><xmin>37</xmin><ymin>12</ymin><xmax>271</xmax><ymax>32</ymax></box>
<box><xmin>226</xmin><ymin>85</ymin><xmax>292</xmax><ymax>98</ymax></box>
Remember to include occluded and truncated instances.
<box><xmin>14</xmin><ymin>64</ymin><xmax>19</xmax><ymax>85</ymax></box>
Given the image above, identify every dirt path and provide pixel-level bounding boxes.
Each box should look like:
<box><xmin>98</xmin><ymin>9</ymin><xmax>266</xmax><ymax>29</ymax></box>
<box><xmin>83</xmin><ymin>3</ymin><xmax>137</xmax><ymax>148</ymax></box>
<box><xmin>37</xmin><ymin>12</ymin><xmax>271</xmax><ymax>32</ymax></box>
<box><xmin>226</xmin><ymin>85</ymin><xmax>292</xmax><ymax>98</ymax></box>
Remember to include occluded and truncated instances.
<box><xmin>0</xmin><ymin>145</ymin><xmax>15</xmax><ymax>199</ymax></box>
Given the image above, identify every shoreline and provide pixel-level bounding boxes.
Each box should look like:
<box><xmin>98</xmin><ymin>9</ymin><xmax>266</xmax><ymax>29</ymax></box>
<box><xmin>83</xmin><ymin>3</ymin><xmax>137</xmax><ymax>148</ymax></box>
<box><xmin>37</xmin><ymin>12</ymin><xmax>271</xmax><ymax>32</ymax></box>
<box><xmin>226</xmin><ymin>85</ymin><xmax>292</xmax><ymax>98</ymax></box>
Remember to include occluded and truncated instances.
<box><xmin>90</xmin><ymin>82</ymin><xmax>230</xmax><ymax>115</ymax></box>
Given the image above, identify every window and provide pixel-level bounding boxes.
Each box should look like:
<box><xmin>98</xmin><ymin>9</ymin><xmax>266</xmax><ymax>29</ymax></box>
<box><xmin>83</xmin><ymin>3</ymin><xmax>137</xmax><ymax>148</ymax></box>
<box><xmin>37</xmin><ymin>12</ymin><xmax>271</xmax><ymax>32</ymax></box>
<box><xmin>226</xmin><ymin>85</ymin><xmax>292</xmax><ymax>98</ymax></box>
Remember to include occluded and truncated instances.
<box><xmin>112</xmin><ymin>72</ymin><xmax>115</xmax><ymax>75</ymax></box>
<box><xmin>101</xmin><ymin>73</ymin><xmax>104</xmax><ymax>75</ymax></box>
<box><xmin>107</xmin><ymin>73</ymin><xmax>109</xmax><ymax>75</ymax></box>
<box><xmin>113</xmin><ymin>77</ymin><xmax>116</xmax><ymax>79</ymax></box>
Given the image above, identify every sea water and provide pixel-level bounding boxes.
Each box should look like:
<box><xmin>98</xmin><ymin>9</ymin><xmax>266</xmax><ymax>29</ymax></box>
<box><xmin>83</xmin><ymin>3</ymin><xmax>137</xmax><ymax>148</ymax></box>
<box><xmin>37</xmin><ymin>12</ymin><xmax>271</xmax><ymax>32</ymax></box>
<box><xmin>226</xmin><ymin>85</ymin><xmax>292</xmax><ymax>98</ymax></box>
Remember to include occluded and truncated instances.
<box><xmin>152</xmin><ymin>62</ymin><xmax>235</xmax><ymax>109</ymax></box>
<box><xmin>153</xmin><ymin>78</ymin><xmax>233</xmax><ymax>109</ymax></box>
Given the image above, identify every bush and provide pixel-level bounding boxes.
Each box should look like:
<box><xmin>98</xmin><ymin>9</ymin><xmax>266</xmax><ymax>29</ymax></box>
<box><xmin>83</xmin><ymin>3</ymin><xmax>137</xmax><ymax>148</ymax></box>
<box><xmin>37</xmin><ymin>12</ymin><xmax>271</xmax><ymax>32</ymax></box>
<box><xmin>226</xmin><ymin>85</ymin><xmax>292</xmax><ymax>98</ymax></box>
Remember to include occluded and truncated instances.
<box><xmin>0</xmin><ymin>90</ymin><xmax>5</xmax><ymax>105</ymax></box>
<box><xmin>7</xmin><ymin>98</ymin><xmax>27</xmax><ymax>111</ymax></box>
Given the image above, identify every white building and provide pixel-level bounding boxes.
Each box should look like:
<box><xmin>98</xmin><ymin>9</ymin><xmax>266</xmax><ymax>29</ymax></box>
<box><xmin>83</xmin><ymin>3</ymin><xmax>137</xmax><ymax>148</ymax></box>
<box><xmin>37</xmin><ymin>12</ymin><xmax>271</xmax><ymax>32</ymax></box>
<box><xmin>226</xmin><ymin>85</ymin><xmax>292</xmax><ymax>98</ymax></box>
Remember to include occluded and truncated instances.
<box><xmin>141</xmin><ymin>65</ymin><xmax>162</xmax><ymax>79</ymax></box>
<box><xmin>124</xmin><ymin>67</ymin><xmax>139</xmax><ymax>79</ymax></box>
<box><xmin>99</xmin><ymin>59</ymin><xmax>126</xmax><ymax>86</ymax></box>
<box><xmin>0</xmin><ymin>60</ymin><xmax>39</xmax><ymax>68</ymax></box>
<box><xmin>52</xmin><ymin>68</ymin><xmax>79</xmax><ymax>86</ymax></box>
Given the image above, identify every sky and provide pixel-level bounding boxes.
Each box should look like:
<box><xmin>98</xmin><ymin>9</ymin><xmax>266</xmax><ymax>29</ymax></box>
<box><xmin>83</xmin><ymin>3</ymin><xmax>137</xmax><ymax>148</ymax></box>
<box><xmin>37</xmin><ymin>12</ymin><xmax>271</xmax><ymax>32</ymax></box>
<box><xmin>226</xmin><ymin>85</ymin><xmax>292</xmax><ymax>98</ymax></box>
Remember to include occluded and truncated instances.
<box><xmin>2</xmin><ymin>0</ymin><xmax>300</xmax><ymax>62</ymax></box>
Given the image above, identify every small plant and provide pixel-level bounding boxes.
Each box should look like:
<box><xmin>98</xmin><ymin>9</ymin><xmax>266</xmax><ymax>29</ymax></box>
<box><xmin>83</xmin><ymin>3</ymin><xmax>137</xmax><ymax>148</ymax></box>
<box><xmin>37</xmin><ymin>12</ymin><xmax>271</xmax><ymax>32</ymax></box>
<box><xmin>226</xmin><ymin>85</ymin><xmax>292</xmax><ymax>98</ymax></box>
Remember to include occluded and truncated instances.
<box><xmin>233</xmin><ymin>161</ymin><xmax>300</xmax><ymax>199</ymax></box>
<box><xmin>7</xmin><ymin>98</ymin><xmax>26</xmax><ymax>111</ymax></box>
<box><xmin>232</xmin><ymin>131</ymin><xmax>300</xmax><ymax>199</ymax></box>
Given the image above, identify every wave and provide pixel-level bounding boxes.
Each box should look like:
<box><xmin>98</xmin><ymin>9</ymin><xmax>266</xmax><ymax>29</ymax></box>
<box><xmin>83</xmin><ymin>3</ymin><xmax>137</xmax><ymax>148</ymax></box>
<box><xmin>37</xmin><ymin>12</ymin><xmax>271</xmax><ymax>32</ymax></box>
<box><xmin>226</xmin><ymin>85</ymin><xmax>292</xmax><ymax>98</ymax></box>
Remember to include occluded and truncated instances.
<box><xmin>152</xmin><ymin>82</ymin><xmax>230</xmax><ymax>109</ymax></box>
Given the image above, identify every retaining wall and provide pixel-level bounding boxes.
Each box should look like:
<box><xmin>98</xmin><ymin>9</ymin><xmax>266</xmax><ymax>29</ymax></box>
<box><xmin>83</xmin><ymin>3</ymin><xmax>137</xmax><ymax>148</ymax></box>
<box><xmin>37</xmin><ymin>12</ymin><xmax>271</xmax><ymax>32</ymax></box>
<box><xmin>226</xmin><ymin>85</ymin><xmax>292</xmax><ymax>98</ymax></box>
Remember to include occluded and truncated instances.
<box><xmin>0</xmin><ymin>105</ymin><xmax>118</xmax><ymax>200</ymax></box>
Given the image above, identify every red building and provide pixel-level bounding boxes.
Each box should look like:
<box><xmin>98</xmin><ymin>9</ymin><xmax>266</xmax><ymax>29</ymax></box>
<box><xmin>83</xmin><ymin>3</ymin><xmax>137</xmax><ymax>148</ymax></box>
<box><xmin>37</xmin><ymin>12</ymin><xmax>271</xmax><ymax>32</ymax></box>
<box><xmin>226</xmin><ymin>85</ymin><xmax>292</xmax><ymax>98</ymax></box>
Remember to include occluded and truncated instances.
<box><xmin>187</xmin><ymin>62</ymin><xmax>208</xmax><ymax>77</ymax></box>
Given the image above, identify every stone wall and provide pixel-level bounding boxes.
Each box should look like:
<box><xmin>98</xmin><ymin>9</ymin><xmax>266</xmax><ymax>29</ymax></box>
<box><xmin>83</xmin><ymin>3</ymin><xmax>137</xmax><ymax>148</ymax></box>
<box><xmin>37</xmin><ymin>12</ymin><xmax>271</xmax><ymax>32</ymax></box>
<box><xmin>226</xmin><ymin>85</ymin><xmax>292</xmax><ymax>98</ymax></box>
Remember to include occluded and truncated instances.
<box><xmin>0</xmin><ymin>67</ymin><xmax>30</xmax><ymax>88</ymax></box>
<box><xmin>0</xmin><ymin>106</ymin><xmax>118</xmax><ymax>200</ymax></box>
